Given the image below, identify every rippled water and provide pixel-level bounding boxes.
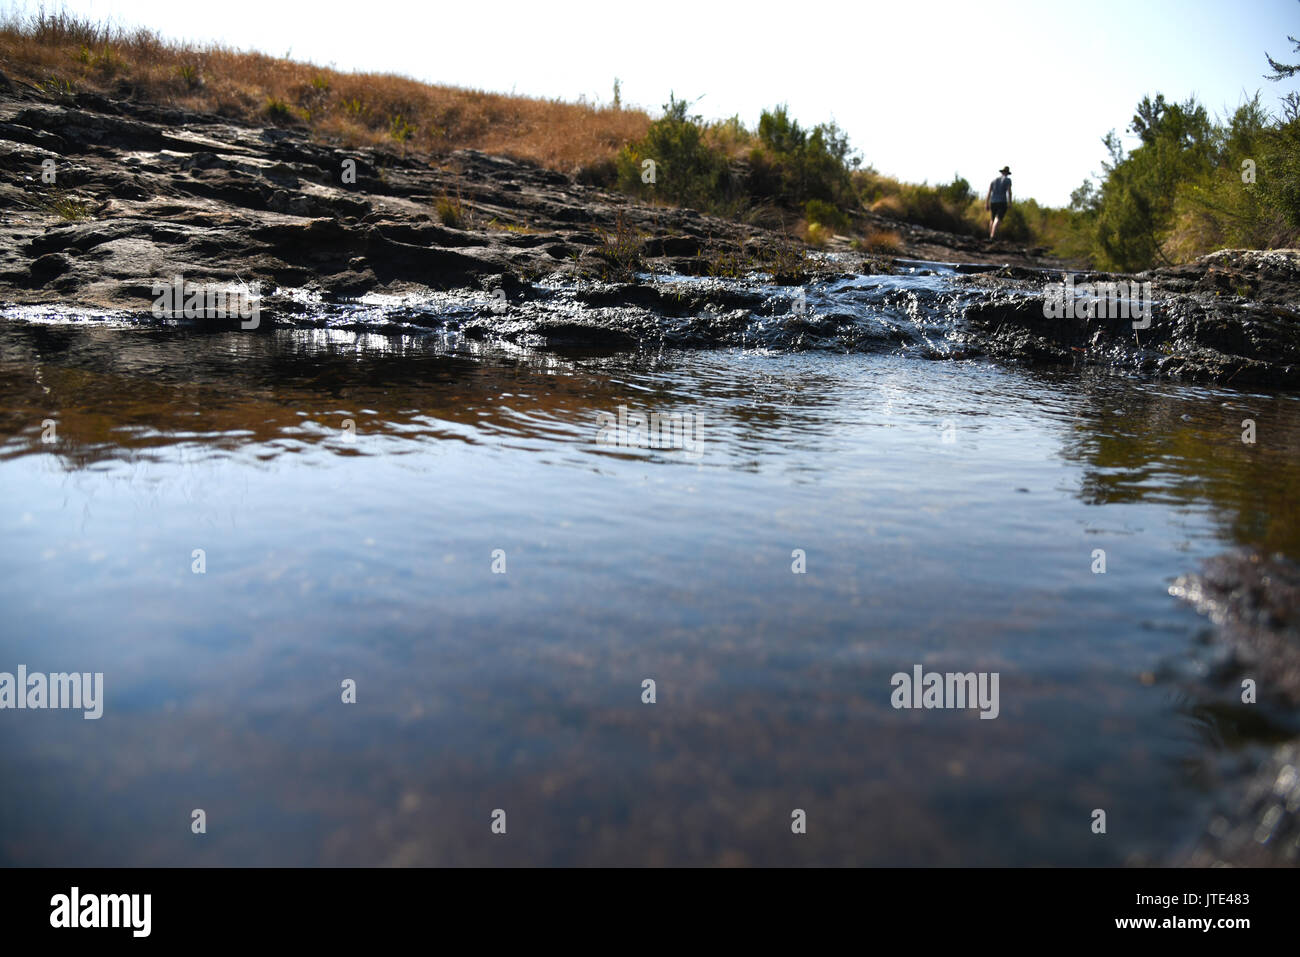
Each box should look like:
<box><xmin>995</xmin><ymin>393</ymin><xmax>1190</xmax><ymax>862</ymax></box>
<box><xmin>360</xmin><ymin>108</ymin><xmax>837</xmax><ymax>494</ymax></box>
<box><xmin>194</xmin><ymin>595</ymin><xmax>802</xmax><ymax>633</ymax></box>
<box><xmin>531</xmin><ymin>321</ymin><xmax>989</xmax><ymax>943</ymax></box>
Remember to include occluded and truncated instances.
<box><xmin>1</xmin><ymin>268</ymin><xmax>1298</xmax><ymax>865</ymax></box>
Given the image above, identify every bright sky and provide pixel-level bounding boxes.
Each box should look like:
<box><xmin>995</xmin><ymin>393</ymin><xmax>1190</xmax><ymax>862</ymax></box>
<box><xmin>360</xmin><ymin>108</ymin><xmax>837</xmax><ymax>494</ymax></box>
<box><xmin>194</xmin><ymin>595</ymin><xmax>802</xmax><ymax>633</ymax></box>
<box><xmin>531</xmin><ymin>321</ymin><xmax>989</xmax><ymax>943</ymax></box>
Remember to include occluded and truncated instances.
<box><xmin>8</xmin><ymin>0</ymin><xmax>1300</xmax><ymax>205</ymax></box>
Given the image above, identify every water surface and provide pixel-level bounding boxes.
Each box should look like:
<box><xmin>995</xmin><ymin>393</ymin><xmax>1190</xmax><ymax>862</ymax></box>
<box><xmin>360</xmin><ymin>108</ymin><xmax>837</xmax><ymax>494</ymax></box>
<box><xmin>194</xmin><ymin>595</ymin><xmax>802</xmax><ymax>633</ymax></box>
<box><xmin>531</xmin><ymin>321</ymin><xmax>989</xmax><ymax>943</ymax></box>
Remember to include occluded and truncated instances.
<box><xmin>1</xmin><ymin>272</ymin><xmax>1298</xmax><ymax>866</ymax></box>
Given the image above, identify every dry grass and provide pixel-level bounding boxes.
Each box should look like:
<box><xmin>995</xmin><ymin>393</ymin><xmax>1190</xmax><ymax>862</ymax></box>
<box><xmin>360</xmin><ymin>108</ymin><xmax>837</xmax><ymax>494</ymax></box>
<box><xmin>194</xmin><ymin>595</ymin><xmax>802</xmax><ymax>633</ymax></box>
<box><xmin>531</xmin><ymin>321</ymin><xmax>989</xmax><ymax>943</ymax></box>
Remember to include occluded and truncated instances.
<box><xmin>859</xmin><ymin>228</ymin><xmax>902</xmax><ymax>254</ymax></box>
<box><xmin>0</xmin><ymin>8</ymin><xmax>650</xmax><ymax>173</ymax></box>
<box><xmin>868</xmin><ymin>195</ymin><xmax>907</xmax><ymax>219</ymax></box>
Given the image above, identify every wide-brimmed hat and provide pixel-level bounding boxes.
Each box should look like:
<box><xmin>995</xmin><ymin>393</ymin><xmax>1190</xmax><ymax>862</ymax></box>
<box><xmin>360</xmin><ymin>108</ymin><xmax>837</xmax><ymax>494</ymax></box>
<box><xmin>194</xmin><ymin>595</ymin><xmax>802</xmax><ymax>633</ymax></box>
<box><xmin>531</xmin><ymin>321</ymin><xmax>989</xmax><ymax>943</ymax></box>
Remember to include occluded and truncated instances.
<box><xmin>1000</xmin><ymin>166</ymin><xmax>1012</xmax><ymax>175</ymax></box>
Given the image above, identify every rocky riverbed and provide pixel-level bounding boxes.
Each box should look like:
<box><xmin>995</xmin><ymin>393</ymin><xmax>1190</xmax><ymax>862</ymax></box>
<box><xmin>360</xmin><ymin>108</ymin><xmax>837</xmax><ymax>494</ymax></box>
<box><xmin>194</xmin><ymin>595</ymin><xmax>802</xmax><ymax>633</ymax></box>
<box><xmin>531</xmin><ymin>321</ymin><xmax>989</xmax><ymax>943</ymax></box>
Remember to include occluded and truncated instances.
<box><xmin>2</xmin><ymin>78</ymin><xmax>1297</xmax><ymax>389</ymax></box>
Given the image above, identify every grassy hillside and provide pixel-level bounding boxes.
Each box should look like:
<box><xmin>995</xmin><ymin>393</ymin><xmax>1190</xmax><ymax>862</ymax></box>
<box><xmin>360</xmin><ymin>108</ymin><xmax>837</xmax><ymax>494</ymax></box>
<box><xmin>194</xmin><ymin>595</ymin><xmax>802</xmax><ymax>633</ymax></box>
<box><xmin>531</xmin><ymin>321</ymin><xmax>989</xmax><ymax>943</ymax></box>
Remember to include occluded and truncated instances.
<box><xmin>0</xmin><ymin>9</ymin><xmax>650</xmax><ymax>174</ymax></box>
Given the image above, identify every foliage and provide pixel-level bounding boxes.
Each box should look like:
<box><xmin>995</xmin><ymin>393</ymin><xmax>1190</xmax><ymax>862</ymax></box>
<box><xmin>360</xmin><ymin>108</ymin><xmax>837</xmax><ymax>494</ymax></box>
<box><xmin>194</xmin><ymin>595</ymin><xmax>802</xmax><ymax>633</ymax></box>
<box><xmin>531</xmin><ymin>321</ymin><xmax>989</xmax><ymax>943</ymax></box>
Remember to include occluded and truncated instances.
<box><xmin>1070</xmin><ymin>84</ymin><xmax>1300</xmax><ymax>269</ymax></box>
<box><xmin>615</xmin><ymin>95</ymin><xmax>730</xmax><ymax>209</ymax></box>
<box><xmin>435</xmin><ymin>192</ymin><xmax>466</xmax><ymax>228</ymax></box>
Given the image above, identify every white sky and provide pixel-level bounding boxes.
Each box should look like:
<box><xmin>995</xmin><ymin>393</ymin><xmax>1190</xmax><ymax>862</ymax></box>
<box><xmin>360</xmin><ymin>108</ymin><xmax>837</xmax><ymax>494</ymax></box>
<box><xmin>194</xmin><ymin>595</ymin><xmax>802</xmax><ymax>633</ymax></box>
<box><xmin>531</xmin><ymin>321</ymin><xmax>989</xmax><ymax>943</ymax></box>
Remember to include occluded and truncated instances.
<box><xmin>8</xmin><ymin>0</ymin><xmax>1300</xmax><ymax>205</ymax></box>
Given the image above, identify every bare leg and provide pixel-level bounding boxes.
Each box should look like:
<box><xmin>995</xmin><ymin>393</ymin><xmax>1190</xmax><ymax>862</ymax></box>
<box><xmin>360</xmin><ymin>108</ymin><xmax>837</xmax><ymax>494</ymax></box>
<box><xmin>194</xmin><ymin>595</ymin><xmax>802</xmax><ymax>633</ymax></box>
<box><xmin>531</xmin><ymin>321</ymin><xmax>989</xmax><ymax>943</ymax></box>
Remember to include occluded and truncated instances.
<box><xmin>989</xmin><ymin>213</ymin><xmax>1001</xmax><ymax>240</ymax></box>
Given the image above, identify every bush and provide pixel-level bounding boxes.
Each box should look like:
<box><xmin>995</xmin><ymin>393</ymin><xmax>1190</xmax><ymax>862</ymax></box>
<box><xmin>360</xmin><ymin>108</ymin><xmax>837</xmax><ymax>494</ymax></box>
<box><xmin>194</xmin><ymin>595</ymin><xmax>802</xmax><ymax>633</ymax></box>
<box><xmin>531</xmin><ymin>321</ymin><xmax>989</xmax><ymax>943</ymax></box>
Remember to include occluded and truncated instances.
<box><xmin>805</xmin><ymin>198</ymin><xmax>849</xmax><ymax>233</ymax></box>
<box><xmin>1072</xmin><ymin>84</ymin><xmax>1300</xmax><ymax>269</ymax></box>
<box><xmin>615</xmin><ymin>95</ymin><xmax>730</xmax><ymax>210</ymax></box>
<box><xmin>264</xmin><ymin>97</ymin><xmax>295</xmax><ymax>123</ymax></box>
<box><xmin>750</xmin><ymin>105</ymin><xmax>856</xmax><ymax>207</ymax></box>
<box><xmin>939</xmin><ymin>174</ymin><xmax>974</xmax><ymax>207</ymax></box>
<box><xmin>614</xmin><ymin>99</ymin><xmax>865</xmax><ymax>225</ymax></box>
<box><xmin>1251</xmin><ymin>112</ymin><xmax>1300</xmax><ymax>232</ymax></box>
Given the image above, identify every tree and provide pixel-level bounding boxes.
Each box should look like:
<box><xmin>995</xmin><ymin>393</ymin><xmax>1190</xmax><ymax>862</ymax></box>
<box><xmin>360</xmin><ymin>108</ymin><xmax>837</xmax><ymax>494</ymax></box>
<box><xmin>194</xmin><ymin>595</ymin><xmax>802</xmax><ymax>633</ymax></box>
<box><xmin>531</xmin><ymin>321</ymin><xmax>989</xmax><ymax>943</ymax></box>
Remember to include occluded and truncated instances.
<box><xmin>1089</xmin><ymin>95</ymin><xmax>1216</xmax><ymax>269</ymax></box>
<box><xmin>1070</xmin><ymin>179</ymin><xmax>1100</xmax><ymax>214</ymax></box>
<box><xmin>1264</xmin><ymin>16</ymin><xmax>1300</xmax><ymax>80</ymax></box>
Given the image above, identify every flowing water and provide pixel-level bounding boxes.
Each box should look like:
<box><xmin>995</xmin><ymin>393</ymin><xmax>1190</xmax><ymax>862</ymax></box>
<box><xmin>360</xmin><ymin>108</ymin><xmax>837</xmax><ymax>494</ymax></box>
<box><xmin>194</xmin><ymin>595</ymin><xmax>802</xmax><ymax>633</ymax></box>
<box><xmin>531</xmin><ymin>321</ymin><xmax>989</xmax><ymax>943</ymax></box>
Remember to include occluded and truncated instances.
<box><xmin>2</xmin><ymin>265</ymin><xmax>1298</xmax><ymax>866</ymax></box>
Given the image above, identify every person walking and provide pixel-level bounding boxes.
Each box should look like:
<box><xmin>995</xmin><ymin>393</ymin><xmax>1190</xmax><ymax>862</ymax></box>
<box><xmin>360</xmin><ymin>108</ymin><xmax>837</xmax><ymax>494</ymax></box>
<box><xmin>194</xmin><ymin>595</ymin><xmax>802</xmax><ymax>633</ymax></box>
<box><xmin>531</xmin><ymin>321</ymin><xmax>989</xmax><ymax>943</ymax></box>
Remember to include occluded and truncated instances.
<box><xmin>985</xmin><ymin>166</ymin><xmax>1012</xmax><ymax>240</ymax></box>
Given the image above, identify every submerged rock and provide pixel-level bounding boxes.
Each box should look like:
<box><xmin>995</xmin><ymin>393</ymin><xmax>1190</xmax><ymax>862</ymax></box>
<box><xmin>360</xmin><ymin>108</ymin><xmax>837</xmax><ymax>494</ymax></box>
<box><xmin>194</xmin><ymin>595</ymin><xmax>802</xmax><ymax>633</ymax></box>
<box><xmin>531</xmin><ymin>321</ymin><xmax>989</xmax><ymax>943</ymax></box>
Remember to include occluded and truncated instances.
<box><xmin>1185</xmin><ymin>742</ymin><xmax>1300</xmax><ymax>866</ymax></box>
<box><xmin>1170</xmin><ymin>549</ymin><xmax>1300</xmax><ymax>865</ymax></box>
<box><xmin>1170</xmin><ymin>549</ymin><xmax>1300</xmax><ymax>710</ymax></box>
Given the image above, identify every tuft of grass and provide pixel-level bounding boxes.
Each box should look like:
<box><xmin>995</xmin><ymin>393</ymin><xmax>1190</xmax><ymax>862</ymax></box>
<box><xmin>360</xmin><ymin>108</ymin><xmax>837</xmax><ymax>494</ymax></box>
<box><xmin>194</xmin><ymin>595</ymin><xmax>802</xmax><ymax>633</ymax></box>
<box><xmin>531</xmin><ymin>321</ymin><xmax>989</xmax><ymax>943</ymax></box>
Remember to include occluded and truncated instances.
<box><xmin>699</xmin><ymin>239</ymin><xmax>749</xmax><ymax>279</ymax></box>
<box><xmin>435</xmin><ymin>192</ymin><xmax>466</xmax><ymax>228</ymax></box>
<box><xmin>856</xmin><ymin>228</ymin><xmax>902</xmax><ymax>255</ymax></box>
<box><xmin>594</xmin><ymin>210</ymin><xmax>647</xmax><ymax>281</ymax></box>
<box><xmin>38</xmin><ymin>74</ymin><xmax>76</xmax><ymax>97</ymax></box>
<box><xmin>389</xmin><ymin>114</ymin><xmax>415</xmax><ymax>142</ymax></box>
<box><xmin>37</xmin><ymin>189</ymin><xmax>94</xmax><ymax>221</ymax></box>
<box><xmin>763</xmin><ymin>230</ymin><xmax>816</xmax><ymax>282</ymax></box>
<box><xmin>264</xmin><ymin>96</ymin><xmax>294</xmax><ymax>122</ymax></box>
<box><xmin>869</xmin><ymin>194</ymin><xmax>907</xmax><ymax>219</ymax></box>
<box><xmin>93</xmin><ymin>45</ymin><xmax>124</xmax><ymax>75</ymax></box>
<box><xmin>73</xmin><ymin>43</ymin><xmax>125</xmax><ymax>75</ymax></box>
<box><xmin>486</xmin><ymin>218</ymin><xmax>536</xmax><ymax>234</ymax></box>
<box><xmin>175</xmin><ymin>63</ymin><xmax>201</xmax><ymax>89</ymax></box>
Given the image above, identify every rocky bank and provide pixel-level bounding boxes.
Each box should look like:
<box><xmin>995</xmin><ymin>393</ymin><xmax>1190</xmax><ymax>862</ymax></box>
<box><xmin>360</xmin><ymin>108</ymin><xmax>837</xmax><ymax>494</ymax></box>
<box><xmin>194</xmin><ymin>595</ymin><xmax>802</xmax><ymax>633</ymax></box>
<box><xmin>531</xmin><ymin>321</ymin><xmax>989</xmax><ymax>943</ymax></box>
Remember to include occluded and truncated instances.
<box><xmin>1</xmin><ymin>77</ymin><xmax>1297</xmax><ymax>391</ymax></box>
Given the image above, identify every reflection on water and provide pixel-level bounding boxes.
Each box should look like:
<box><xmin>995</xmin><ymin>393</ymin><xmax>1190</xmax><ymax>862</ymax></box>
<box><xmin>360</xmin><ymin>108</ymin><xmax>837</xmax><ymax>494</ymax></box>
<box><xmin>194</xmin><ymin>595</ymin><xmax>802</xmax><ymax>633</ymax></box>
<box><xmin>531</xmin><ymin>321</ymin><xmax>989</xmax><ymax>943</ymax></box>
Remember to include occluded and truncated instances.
<box><xmin>1</xmin><ymin>317</ymin><xmax>1298</xmax><ymax>866</ymax></box>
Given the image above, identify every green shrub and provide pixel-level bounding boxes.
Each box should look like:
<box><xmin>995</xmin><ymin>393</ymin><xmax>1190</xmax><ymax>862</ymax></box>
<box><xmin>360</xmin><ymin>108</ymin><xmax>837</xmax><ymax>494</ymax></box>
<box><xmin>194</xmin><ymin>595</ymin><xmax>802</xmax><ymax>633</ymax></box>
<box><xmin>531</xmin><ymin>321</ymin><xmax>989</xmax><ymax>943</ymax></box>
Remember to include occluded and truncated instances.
<box><xmin>264</xmin><ymin>97</ymin><xmax>294</xmax><ymax>122</ymax></box>
<box><xmin>939</xmin><ymin>174</ymin><xmax>974</xmax><ymax>207</ymax></box>
<box><xmin>805</xmin><ymin>198</ymin><xmax>849</xmax><ymax>232</ymax></box>
<box><xmin>389</xmin><ymin>114</ymin><xmax>415</xmax><ymax>142</ymax></box>
<box><xmin>615</xmin><ymin>95</ymin><xmax>730</xmax><ymax>210</ymax></box>
<box><xmin>751</xmin><ymin>105</ymin><xmax>856</xmax><ymax>207</ymax></box>
<box><xmin>614</xmin><ymin>99</ymin><xmax>859</xmax><ymax>221</ymax></box>
<box><xmin>1069</xmin><ymin>83</ymin><xmax>1300</xmax><ymax>269</ymax></box>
